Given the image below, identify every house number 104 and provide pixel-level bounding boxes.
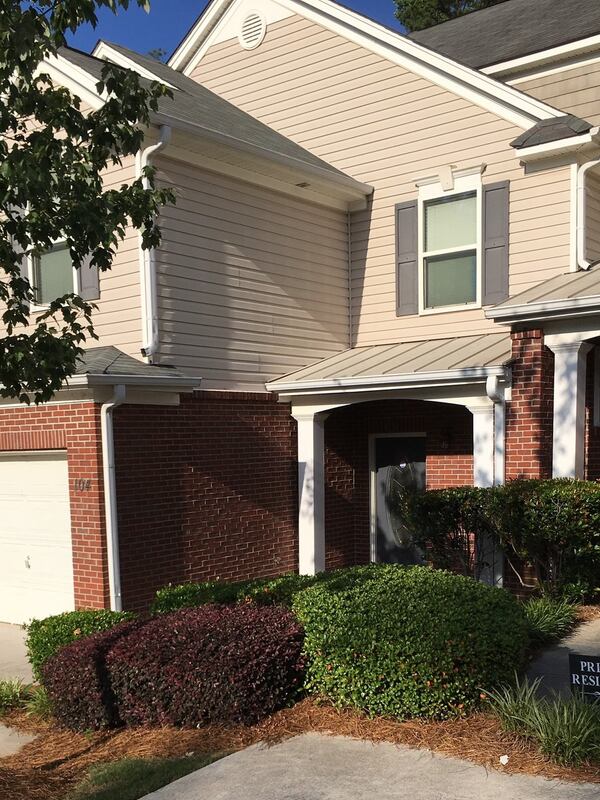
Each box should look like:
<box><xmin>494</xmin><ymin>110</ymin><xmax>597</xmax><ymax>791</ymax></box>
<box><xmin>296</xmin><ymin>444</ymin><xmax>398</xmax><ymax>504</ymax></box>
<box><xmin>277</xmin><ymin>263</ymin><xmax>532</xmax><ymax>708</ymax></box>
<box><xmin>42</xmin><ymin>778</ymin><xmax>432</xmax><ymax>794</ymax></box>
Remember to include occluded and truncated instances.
<box><xmin>74</xmin><ymin>478</ymin><xmax>92</xmax><ymax>492</ymax></box>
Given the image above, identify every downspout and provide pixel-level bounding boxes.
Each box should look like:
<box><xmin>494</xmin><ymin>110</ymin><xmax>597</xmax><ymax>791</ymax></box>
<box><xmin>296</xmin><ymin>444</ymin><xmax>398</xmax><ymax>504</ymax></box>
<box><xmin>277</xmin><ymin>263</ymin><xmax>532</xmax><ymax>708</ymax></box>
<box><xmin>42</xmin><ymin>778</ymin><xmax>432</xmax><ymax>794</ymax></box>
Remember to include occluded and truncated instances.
<box><xmin>138</xmin><ymin>124</ymin><xmax>172</xmax><ymax>362</ymax></box>
<box><xmin>101</xmin><ymin>385</ymin><xmax>127</xmax><ymax>612</ymax></box>
<box><xmin>577</xmin><ymin>156</ymin><xmax>600</xmax><ymax>270</ymax></box>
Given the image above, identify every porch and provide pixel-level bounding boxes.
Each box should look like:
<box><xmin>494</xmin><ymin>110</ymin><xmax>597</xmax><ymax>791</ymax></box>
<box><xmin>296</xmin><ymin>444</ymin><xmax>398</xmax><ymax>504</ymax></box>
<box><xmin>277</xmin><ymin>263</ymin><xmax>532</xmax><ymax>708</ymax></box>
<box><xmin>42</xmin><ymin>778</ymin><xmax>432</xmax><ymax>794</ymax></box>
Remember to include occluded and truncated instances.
<box><xmin>267</xmin><ymin>333</ymin><xmax>512</xmax><ymax>583</ymax></box>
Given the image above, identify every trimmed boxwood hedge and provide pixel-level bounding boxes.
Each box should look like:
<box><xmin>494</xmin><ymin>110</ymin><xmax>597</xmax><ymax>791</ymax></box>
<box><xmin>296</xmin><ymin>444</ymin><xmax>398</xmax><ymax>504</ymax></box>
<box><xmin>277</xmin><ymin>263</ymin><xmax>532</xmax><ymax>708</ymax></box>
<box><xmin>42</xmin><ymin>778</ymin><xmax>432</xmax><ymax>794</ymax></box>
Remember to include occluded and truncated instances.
<box><xmin>292</xmin><ymin>564</ymin><xmax>529</xmax><ymax>720</ymax></box>
<box><xmin>26</xmin><ymin>609</ymin><xmax>135</xmax><ymax>682</ymax></box>
<box><xmin>42</xmin><ymin>619</ymin><xmax>142</xmax><ymax>731</ymax></box>
<box><xmin>107</xmin><ymin>605</ymin><xmax>305</xmax><ymax>727</ymax></box>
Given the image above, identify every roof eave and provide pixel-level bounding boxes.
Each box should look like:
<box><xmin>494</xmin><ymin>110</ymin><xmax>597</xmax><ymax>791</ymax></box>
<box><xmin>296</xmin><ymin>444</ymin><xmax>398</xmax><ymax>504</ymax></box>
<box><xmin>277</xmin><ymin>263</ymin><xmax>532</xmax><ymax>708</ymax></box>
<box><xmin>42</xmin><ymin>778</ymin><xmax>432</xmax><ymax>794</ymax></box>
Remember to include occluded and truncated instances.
<box><xmin>266</xmin><ymin>365</ymin><xmax>508</xmax><ymax>396</ymax></box>
<box><xmin>515</xmin><ymin>128</ymin><xmax>600</xmax><ymax>163</ymax></box>
<box><xmin>150</xmin><ymin>112</ymin><xmax>373</xmax><ymax>203</ymax></box>
<box><xmin>486</xmin><ymin>296</ymin><xmax>600</xmax><ymax>324</ymax></box>
<box><xmin>69</xmin><ymin>373</ymin><xmax>202</xmax><ymax>391</ymax></box>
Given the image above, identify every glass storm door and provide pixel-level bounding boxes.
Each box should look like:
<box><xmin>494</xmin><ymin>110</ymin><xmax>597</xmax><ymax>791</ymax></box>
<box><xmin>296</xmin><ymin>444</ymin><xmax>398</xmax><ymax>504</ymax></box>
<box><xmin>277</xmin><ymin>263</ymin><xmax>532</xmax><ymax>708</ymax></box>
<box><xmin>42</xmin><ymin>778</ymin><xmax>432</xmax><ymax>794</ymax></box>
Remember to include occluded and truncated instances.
<box><xmin>373</xmin><ymin>436</ymin><xmax>426</xmax><ymax>564</ymax></box>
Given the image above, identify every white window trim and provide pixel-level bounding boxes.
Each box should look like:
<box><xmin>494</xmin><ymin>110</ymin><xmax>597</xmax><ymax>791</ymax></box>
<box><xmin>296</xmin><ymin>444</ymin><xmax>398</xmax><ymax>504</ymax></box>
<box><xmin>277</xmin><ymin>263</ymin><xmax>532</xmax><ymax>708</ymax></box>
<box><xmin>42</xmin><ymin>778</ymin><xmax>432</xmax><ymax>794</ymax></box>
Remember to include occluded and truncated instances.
<box><xmin>27</xmin><ymin>239</ymin><xmax>79</xmax><ymax>311</ymax></box>
<box><xmin>417</xmin><ymin>173</ymin><xmax>483</xmax><ymax>316</ymax></box>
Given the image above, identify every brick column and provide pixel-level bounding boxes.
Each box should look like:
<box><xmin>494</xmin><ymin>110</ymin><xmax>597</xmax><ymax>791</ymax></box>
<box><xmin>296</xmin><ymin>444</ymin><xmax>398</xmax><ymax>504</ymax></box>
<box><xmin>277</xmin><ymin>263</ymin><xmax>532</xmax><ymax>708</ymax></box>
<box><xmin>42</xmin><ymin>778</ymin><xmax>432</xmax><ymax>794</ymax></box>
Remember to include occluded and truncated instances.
<box><xmin>506</xmin><ymin>330</ymin><xmax>554</xmax><ymax>480</ymax></box>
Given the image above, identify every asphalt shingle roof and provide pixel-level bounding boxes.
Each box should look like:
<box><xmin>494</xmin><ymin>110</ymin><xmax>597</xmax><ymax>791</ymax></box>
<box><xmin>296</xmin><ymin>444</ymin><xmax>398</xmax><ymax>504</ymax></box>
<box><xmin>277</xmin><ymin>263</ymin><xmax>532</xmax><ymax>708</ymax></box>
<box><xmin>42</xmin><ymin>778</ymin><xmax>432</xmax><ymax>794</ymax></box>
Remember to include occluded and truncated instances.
<box><xmin>76</xmin><ymin>346</ymin><xmax>186</xmax><ymax>378</ymax></box>
<box><xmin>59</xmin><ymin>45</ymin><xmax>349</xmax><ymax>181</ymax></box>
<box><xmin>409</xmin><ymin>0</ymin><xmax>600</xmax><ymax>69</ymax></box>
<box><xmin>510</xmin><ymin>114</ymin><xmax>593</xmax><ymax>149</ymax></box>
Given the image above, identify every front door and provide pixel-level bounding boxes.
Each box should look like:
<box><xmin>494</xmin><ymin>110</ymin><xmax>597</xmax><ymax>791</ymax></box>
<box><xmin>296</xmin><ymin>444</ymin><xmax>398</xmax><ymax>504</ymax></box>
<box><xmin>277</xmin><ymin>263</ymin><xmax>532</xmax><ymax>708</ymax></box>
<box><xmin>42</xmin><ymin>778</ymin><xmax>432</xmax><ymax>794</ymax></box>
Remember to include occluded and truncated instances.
<box><xmin>372</xmin><ymin>436</ymin><xmax>426</xmax><ymax>564</ymax></box>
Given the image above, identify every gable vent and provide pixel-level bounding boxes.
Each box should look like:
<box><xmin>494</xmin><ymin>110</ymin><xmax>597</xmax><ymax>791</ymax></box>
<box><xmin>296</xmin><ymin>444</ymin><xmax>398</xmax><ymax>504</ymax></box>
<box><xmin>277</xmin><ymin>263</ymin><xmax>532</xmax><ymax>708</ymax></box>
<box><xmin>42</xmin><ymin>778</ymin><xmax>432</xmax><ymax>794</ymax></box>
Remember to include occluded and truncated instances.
<box><xmin>239</xmin><ymin>12</ymin><xmax>266</xmax><ymax>50</ymax></box>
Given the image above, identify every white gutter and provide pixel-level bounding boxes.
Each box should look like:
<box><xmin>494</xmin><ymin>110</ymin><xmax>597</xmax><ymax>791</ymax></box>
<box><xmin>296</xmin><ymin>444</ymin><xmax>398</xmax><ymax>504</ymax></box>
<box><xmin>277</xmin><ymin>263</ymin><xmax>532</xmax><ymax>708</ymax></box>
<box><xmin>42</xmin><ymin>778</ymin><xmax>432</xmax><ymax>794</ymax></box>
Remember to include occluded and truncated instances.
<box><xmin>101</xmin><ymin>384</ymin><xmax>127</xmax><ymax>612</ymax></box>
<box><xmin>267</xmin><ymin>365</ymin><xmax>508</xmax><ymax>395</ymax></box>
<box><xmin>578</xmin><ymin>157</ymin><xmax>600</xmax><ymax>270</ymax></box>
<box><xmin>138</xmin><ymin>124</ymin><xmax>172</xmax><ymax>363</ymax></box>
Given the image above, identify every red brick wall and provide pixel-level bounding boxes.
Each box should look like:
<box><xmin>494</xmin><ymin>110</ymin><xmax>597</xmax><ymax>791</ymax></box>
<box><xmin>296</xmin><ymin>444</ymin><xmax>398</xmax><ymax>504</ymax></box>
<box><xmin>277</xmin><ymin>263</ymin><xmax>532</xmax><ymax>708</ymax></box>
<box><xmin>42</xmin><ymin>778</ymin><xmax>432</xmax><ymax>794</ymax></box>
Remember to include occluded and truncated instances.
<box><xmin>113</xmin><ymin>392</ymin><xmax>298</xmax><ymax>611</ymax></box>
<box><xmin>324</xmin><ymin>400</ymin><xmax>474</xmax><ymax>571</ymax></box>
<box><xmin>0</xmin><ymin>401</ymin><xmax>108</xmax><ymax>609</ymax></box>
<box><xmin>506</xmin><ymin>330</ymin><xmax>554</xmax><ymax>480</ymax></box>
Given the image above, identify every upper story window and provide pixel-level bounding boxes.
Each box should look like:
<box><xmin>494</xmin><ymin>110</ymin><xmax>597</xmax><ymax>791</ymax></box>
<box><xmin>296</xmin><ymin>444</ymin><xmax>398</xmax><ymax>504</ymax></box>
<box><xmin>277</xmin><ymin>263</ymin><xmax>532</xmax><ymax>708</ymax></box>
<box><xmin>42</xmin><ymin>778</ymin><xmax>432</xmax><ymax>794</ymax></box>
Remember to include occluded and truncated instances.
<box><xmin>419</xmin><ymin>174</ymin><xmax>481</xmax><ymax>314</ymax></box>
<box><xmin>396</xmin><ymin>170</ymin><xmax>509</xmax><ymax>318</ymax></box>
<box><xmin>32</xmin><ymin>241</ymin><xmax>75</xmax><ymax>305</ymax></box>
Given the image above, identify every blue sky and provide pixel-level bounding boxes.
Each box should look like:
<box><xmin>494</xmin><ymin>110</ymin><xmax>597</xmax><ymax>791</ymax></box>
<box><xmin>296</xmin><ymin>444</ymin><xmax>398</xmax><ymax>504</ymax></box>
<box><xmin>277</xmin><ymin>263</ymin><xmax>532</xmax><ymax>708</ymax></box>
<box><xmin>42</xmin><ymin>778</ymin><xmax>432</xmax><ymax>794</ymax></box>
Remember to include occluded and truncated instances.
<box><xmin>68</xmin><ymin>1</ymin><xmax>402</xmax><ymax>57</ymax></box>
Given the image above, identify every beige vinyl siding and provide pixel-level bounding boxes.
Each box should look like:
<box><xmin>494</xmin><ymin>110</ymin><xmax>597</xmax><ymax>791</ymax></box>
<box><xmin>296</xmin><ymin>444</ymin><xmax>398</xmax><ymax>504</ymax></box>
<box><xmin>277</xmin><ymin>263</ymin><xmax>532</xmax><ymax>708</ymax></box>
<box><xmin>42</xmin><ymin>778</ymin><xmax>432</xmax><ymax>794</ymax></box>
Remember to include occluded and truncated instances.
<box><xmin>587</xmin><ymin>171</ymin><xmax>600</xmax><ymax>264</ymax></box>
<box><xmin>193</xmin><ymin>13</ymin><xmax>572</xmax><ymax>347</ymax></box>
<box><xmin>0</xmin><ymin>155</ymin><xmax>143</xmax><ymax>360</ymax></box>
<box><xmin>154</xmin><ymin>156</ymin><xmax>349</xmax><ymax>390</ymax></box>
<box><xmin>88</xmin><ymin>155</ymin><xmax>143</xmax><ymax>358</ymax></box>
<box><xmin>514</xmin><ymin>60</ymin><xmax>600</xmax><ymax>126</ymax></box>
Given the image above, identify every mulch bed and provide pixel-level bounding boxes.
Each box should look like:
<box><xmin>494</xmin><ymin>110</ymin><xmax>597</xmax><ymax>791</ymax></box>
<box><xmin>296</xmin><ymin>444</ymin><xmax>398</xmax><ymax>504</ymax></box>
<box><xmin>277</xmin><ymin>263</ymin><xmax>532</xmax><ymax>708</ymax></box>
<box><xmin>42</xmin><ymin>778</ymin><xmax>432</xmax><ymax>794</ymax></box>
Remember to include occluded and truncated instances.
<box><xmin>578</xmin><ymin>605</ymin><xmax>600</xmax><ymax>623</ymax></box>
<box><xmin>1</xmin><ymin>698</ymin><xmax>599</xmax><ymax>800</ymax></box>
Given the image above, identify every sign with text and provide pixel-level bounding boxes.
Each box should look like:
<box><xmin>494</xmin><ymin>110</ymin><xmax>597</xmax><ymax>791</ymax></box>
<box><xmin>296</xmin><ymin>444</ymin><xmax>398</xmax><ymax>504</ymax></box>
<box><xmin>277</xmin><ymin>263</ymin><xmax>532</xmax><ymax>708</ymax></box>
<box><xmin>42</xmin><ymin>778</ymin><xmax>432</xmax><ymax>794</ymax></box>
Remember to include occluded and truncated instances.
<box><xmin>569</xmin><ymin>653</ymin><xmax>600</xmax><ymax>701</ymax></box>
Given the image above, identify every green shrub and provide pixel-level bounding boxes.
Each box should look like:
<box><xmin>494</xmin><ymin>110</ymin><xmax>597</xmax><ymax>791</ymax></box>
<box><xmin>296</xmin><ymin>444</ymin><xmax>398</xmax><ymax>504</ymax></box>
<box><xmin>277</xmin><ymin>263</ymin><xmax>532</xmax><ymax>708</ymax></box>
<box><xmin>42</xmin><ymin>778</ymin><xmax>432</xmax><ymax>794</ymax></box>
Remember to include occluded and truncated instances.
<box><xmin>399</xmin><ymin>479</ymin><xmax>600</xmax><ymax>598</ymax></box>
<box><xmin>26</xmin><ymin>609</ymin><xmax>135</xmax><ymax>682</ymax></box>
<box><xmin>293</xmin><ymin>564</ymin><xmax>529</xmax><ymax>720</ymax></box>
<box><xmin>524</xmin><ymin>597</ymin><xmax>576</xmax><ymax>647</ymax></box>
<box><xmin>0</xmin><ymin>679</ymin><xmax>31</xmax><ymax>715</ymax></box>
<box><xmin>152</xmin><ymin>572</ymin><xmax>346</xmax><ymax>614</ymax></box>
<box><xmin>487</xmin><ymin>679</ymin><xmax>600</xmax><ymax>766</ymax></box>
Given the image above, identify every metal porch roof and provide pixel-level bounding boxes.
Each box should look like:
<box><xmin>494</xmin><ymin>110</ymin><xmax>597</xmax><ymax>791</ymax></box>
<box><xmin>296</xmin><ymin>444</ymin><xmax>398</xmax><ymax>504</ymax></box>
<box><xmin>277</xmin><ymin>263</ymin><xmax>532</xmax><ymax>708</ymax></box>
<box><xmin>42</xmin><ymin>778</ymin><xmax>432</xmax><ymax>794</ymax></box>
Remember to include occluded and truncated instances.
<box><xmin>267</xmin><ymin>333</ymin><xmax>512</xmax><ymax>392</ymax></box>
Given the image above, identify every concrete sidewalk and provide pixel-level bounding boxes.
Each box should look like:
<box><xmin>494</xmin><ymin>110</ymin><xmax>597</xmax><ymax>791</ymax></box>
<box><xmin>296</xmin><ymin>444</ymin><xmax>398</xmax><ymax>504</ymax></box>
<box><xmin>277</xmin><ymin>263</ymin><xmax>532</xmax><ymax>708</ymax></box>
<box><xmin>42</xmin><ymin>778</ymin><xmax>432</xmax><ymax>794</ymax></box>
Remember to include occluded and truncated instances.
<box><xmin>0</xmin><ymin>623</ymin><xmax>32</xmax><ymax>683</ymax></box>
<box><xmin>141</xmin><ymin>733</ymin><xmax>599</xmax><ymax>800</ymax></box>
<box><xmin>528</xmin><ymin>618</ymin><xmax>600</xmax><ymax>696</ymax></box>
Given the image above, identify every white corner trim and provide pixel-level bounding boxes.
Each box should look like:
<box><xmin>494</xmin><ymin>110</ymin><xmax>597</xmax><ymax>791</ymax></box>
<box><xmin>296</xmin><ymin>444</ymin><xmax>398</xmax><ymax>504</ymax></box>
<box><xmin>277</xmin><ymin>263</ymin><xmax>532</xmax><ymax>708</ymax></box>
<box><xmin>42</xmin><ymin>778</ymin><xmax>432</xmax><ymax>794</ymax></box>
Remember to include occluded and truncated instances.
<box><xmin>93</xmin><ymin>41</ymin><xmax>178</xmax><ymax>89</ymax></box>
<box><xmin>482</xmin><ymin>34</ymin><xmax>600</xmax><ymax>79</ymax></box>
<box><xmin>172</xmin><ymin>0</ymin><xmax>564</xmax><ymax>130</ymax></box>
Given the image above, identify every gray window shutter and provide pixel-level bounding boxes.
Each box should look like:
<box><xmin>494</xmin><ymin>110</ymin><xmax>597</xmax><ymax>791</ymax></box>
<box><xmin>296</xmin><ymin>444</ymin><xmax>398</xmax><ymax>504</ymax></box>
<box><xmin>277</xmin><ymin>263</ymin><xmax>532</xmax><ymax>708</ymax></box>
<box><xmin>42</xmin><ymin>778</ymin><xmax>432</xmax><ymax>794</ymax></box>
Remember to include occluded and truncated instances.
<box><xmin>78</xmin><ymin>254</ymin><xmax>100</xmax><ymax>301</ymax></box>
<box><xmin>396</xmin><ymin>199</ymin><xmax>418</xmax><ymax>316</ymax></box>
<box><xmin>482</xmin><ymin>181</ymin><xmax>509</xmax><ymax>305</ymax></box>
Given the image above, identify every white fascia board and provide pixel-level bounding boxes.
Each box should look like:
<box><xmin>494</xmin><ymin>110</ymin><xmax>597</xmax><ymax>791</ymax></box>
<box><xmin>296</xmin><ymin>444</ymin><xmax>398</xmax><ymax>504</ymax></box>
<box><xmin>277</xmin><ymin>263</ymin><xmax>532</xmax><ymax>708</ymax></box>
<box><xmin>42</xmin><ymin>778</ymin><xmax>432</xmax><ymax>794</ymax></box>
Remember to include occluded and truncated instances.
<box><xmin>40</xmin><ymin>55</ymin><xmax>104</xmax><ymax>109</ymax></box>
<box><xmin>173</xmin><ymin>0</ymin><xmax>564</xmax><ymax>130</ymax></box>
<box><xmin>486</xmin><ymin>295</ymin><xmax>600</xmax><ymax>324</ymax></box>
<box><xmin>152</xmin><ymin>111</ymin><xmax>373</xmax><ymax>201</ymax></box>
<box><xmin>266</xmin><ymin>365</ymin><xmax>507</xmax><ymax>395</ymax></box>
<box><xmin>516</xmin><ymin>129</ymin><xmax>600</xmax><ymax>163</ymax></box>
<box><xmin>482</xmin><ymin>34</ymin><xmax>600</xmax><ymax>79</ymax></box>
<box><xmin>68</xmin><ymin>373</ymin><xmax>202</xmax><ymax>391</ymax></box>
<box><xmin>93</xmin><ymin>42</ymin><xmax>178</xmax><ymax>89</ymax></box>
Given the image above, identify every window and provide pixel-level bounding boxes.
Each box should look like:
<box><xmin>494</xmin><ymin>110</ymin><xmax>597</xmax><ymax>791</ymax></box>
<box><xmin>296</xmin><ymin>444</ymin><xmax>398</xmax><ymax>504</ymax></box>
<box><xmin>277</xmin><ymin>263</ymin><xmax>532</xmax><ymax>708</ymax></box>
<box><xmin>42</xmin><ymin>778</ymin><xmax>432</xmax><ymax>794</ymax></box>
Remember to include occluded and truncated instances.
<box><xmin>32</xmin><ymin>241</ymin><xmax>75</xmax><ymax>305</ymax></box>
<box><xmin>423</xmin><ymin>191</ymin><xmax>478</xmax><ymax>310</ymax></box>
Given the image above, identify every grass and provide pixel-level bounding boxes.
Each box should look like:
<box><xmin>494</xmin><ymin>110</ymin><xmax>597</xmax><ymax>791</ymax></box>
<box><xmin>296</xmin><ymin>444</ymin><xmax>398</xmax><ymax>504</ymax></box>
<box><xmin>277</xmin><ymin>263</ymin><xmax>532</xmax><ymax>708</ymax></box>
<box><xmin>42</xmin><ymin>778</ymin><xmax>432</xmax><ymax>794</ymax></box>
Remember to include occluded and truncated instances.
<box><xmin>485</xmin><ymin>676</ymin><xmax>600</xmax><ymax>766</ymax></box>
<box><xmin>25</xmin><ymin>686</ymin><xmax>53</xmax><ymax>720</ymax></box>
<box><xmin>524</xmin><ymin>597</ymin><xmax>577</xmax><ymax>648</ymax></box>
<box><xmin>67</xmin><ymin>754</ymin><xmax>219</xmax><ymax>800</ymax></box>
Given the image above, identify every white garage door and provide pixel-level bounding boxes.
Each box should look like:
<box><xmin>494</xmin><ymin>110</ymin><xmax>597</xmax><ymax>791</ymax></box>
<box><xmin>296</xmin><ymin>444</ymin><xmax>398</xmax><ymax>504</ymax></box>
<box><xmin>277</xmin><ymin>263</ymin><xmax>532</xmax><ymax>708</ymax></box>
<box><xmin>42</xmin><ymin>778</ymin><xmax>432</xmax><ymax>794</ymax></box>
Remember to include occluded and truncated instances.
<box><xmin>0</xmin><ymin>451</ymin><xmax>75</xmax><ymax>625</ymax></box>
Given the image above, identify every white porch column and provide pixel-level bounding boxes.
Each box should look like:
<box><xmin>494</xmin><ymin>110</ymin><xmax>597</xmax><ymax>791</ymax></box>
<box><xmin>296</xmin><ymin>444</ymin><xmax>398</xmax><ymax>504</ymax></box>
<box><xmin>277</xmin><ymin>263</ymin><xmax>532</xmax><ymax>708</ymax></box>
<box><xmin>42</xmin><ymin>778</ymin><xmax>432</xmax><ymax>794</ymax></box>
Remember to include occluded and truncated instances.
<box><xmin>292</xmin><ymin>410</ymin><xmax>329</xmax><ymax>575</ymax></box>
<box><xmin>469</xmin><ymin>403</ymin><xmax>495</xmax><ymax>489</ymax></box>
<box><xmin>468</xmin><ymin>401</ymin><xmax>502</xmax><ymax>586</ymax></box>
<box><xmin>545</xmin><ymin>336</ymin><xmax>592</xmax><ymax>478</ymax></box>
